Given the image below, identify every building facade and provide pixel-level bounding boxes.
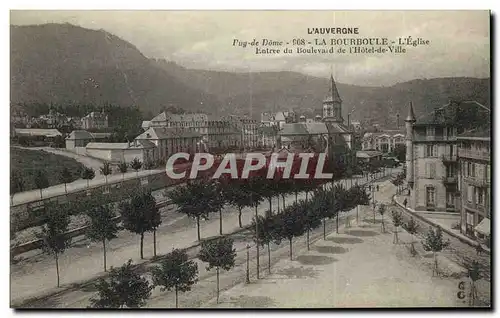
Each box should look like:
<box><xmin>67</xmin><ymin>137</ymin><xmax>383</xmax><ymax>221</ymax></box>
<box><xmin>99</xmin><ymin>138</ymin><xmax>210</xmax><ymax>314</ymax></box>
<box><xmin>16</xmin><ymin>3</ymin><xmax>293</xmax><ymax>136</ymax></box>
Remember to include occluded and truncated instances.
<box><xmin>362</xmin><ymin>130</ymin><xmax>405</xmax><ymax>153</ymax></box>
<box><xmin>405</xmin><ymin>102</ymin><xmax>459</xmax><ymax>212</ymax></box>
<box><xmin>135</xmin><ymin>127</ymin><xmax>203</xmax><ymax>161</ymax></box>
<box><xmin>457</xmin><ymin>128</ymin><xmax>491</xmax><ymax>242</ymax></box>
<box><xmin>81</xmin><ymin>111</ymin><xmax>109</xmax><ymax>130</ymax></box>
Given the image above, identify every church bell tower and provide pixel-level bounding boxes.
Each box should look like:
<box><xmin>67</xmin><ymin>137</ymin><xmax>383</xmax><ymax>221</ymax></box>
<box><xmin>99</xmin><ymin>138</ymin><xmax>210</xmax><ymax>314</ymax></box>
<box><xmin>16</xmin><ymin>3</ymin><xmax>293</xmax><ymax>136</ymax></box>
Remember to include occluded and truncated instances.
<box><xmin>323</xmin><ymin>75</ymin><xmax>343</xmax><ymax>123</ymax></box>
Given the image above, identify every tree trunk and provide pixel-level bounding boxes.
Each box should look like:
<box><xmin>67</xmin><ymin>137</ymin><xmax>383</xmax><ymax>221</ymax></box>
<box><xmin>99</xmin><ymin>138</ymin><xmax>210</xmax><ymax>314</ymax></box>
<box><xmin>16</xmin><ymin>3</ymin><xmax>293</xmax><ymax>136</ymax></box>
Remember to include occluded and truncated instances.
<box><xmin>55</xmin><ymin>252</ymin><xmax>60</xmax><ymax>287</ymax></box>
<box><xmin>268</xmin><ymin>198</ymin><xmax>272</xmax><ymax>216</ymax></box>
<box><xmin>336</xmin><ymin>214</ymin><xmax>339</xmax><ymax>234</ymax></box>
<box><xmin>267</xmin><ymin>242</ymin><xmax>271</xmax><ymax>274</ymax></box>
<box><xmin>219</xmin><ymin>208</ymin><xmax>223</xmax><ymax>236</ymax></box>
<box><xmin>277</xmin><ymin>196</ymin><xmax>280</xmax><ymax>214</ymax></box>
<box><xmin>140</xmin><ymin>232</ymin><xmax>144</xmax><ymax>259</ymax></box>
<box><xmin>373</xmin><ymin>210</ymin><xmax>376</xmax><ymax>223</ymax></box>
<box><xmin>255</xmin><ymin>205</ymin><xmax>260</xmax><ymax>279</ymax></box>
<box><xmin>105</xmin><ymin>175</ymin><xmax>108</xmax><ymax>185</ymax></box>
<box><xmin>381</xmin><ymin>218</ymin><xmax>385</xmax><ymax>233</ymax></box>
<box><xmin>64</xmin><ymin>183</ymin><xmax>67</xmax><ymax>194</ymax></box>
<box><xmin>305</xmin><ymin>192</ymin><xmax>309</xmax><ymax>202</ymax></box>
<box><xmin>433</xmin><ymin>252</ymin><xmax>438</xmax><ymax>276</ymax></box>
<box><xmin>216</xmin><ymin>267</ymin><xmax>220</xmax><ymax>304</ymax></box>
<box><xmin>39</xmin><ymin>188</ymin><xmax>43</xmax><ymax>199</ymax></box>
<box><xmin>87</xmin><ymin>179</ymin><xmax>90</xmax><ymax>188</ymax></box>
<box><xmin>307</xmin><ymin>230</ymin><xmax>310</xmax><ymax>251</ymax></box>
<box><xmin>323</xmin><ymin>218</ymin><xmax>326</xmax><ymax>240</ymax></box>
<box><xmin>289</xmin><ymin>238</ymin><xmax>293</xmax><ymax>260</ymax></box>
<box><xmin>103</xmin><ymin>238</ymin><xmax>107</xmax><ymax>272</ymax></box>
<box><xmin>175</xmin><ymin>286</ymin><xmax>179</xmax><ymax>308</ymax></box>
<box><xmin>295</xmin><ymin>191</ymin><xmax>298</xmax><ymax>203</ymax></box>
<box><xmin>238</xmin><ymin>207</ymin><xmax>243</xmax><ymax>228</ymax></box>
<box><xmin>122</xmin><ymin>173</ymin><xmax>125</xmax><ymax>182</ymax></box>
<box><xmin>153</xmin><ymin>229</ymin><xmax>157</xmax><ymax>257</ymax></box>
<box><xmin>282</xmin><ymin>195</ymin><xmax>285</xmax><ymax>210</ymax></box>
<box><xmin>196</xmin><ymin>216</ymin><xmax>201</xmax><ymax>241</ymax></box>
<box><xmin>356</xmin><ymin>205</ymin><xmax>359</xmax><ymax>223</ymax></box>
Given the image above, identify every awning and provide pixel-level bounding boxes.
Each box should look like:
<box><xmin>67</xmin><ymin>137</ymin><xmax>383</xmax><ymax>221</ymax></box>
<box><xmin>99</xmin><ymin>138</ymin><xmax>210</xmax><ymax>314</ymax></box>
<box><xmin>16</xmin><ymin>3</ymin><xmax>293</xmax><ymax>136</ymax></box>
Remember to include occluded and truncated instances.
<box><xmin>474</xmin><ymin>218</ymin><xmax>490</xmax><ymax>236</ymax></box>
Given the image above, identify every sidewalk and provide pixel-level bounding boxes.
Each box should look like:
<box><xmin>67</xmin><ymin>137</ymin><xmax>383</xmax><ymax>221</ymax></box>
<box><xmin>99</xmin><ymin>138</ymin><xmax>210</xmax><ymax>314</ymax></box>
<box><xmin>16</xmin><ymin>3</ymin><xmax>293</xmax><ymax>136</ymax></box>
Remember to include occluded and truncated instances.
<box><xmin>10</xmin><ymin>171</ymin><xmax>394</xmax><ymax>306</ymax></box>
<box><xmin>393</xmin><ymin>195</ymin><xmax>490</xmax><ymax>254</ymax></box>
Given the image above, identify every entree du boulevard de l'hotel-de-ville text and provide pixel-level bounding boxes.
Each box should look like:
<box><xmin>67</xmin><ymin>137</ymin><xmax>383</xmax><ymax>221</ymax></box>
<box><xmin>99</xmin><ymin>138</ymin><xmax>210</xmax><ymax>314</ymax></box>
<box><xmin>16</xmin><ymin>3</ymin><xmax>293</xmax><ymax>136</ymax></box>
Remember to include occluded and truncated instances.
<box><xmin>232</xmin><ymin>27</ymin><xmax>430</xmax><ymax>55</ymax></box>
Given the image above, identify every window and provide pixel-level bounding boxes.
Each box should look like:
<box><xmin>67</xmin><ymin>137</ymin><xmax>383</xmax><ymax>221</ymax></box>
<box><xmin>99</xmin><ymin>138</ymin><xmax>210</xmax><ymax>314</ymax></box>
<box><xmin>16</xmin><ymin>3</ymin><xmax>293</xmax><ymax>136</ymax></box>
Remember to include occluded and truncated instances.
<box><xmin>426</xmin><ymin>187</ymin><xmax>436</xmax><ymax>206</ymax></box>
<box><xmin>446</xmin><ymin>127</ymin><xmax>454</xmax><ymax>137</ymax></box>
<box><xmin>467</xmin><ymin>162</ymin><xmax>472</xmax><ymax>177</ymax></box>
<box><xmin>425</xmin><ymin>145</ymin><xmax>435</xmax><ymax>157</ymax></box>
<box><xmin>466</xmin><ymin>211</ymin><xmax>475</xmax><ymax>236</ymax></box>
<box><xmin>477</xmin><ymin>188</ymin><xmax>484</xmax><ymax>206</ymax></box>
<box><xmin>426</xmin><ymin>126</ymin><xmax>435</xmax><ymax>137</ymax></box>
<box><xmin>467</xmin><ymin>185</ymin><xmax>474</xmax><ymax>202</ymax></box>
<box><xmin>425</xmin><ymin>163</ymin><xmax>436</xmax><ymax>179</ymax></box>
<box><xmin>446</xmin><ymin>191</ymin><xmax>455</xmax><ymax>208</ymax></box>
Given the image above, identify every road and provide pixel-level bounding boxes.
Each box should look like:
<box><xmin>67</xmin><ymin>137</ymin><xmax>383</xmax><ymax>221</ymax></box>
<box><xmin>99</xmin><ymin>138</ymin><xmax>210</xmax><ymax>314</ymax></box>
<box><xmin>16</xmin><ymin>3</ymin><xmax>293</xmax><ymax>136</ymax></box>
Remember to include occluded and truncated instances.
<box><xmin>11</xmin><ymin>172</ymin><xmax>391</xmax><ymax>308</ymax></box>
<box><xmin>21</xmin><ymin>172</ymin><xmax>480</xmax><ymax>308</ymax></box>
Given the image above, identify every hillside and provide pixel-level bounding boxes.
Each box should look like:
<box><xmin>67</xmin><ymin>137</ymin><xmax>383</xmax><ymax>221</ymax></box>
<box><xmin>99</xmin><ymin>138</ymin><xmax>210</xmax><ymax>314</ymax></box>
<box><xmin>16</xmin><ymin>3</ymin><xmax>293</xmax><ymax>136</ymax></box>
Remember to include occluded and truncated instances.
<box><xmin>156</xmin><ymin>60</ymin><xmax>491</xmax><ymax>126</ymax></box>
<box><xmin>11</xmin><ymin>23</ymin><xmax>490</xmax><ymax>126</ymax></box>
<box><xmin>10</xmin><ymin>24</ymin><xmax>219</xmax><ymax>115</ymax></box>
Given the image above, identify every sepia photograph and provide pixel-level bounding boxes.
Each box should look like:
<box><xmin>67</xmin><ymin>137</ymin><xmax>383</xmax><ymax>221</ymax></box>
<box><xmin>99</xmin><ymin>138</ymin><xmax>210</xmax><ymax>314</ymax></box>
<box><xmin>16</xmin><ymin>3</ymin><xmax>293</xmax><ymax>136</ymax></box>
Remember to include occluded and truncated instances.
<box><xmin>9</xmin><ymin>10</ymin><xmax>491</xmax><ymax>309</ymax></box>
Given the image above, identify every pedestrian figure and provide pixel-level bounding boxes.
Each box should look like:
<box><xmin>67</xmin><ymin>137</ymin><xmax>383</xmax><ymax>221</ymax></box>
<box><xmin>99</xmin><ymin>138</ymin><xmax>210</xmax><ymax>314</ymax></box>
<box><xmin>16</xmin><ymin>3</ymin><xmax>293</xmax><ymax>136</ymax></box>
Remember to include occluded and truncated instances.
<box><xmin>403</xmin><ymin>198</ymin><xmax>408</xmax><ymax>208</ymax></box>
<box><xmin>376</xmin><ymin>185</ymin><xmax>380</xmax><ymax>191</ymax></box>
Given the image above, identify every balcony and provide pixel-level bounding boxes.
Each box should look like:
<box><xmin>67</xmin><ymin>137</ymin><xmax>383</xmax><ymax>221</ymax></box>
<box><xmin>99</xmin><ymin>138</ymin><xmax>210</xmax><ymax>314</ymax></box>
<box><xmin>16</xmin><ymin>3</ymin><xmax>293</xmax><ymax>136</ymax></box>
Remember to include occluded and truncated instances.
<box><xmin>441</xmin><ymin>154</ymin><xmax>458</xmax><ymax>164</ymax></box>
<box><xmin>458</xmin><ymin>149</ymin><xmax>490</xmax><ymax>161</ymax></box>
<box><xmin>463</xmin><ymin>176</ymin><xmax>490</xmax><ymax>188</ymax></box>
<box><xmin>442</xmin><ymin>176</ymin><xmax>458</xmax><ymax>184</ymax></box>
<box><xmin>414</xmin><ymin>135</ymin><xmax>457</xmax><ymax>142</ymax></box>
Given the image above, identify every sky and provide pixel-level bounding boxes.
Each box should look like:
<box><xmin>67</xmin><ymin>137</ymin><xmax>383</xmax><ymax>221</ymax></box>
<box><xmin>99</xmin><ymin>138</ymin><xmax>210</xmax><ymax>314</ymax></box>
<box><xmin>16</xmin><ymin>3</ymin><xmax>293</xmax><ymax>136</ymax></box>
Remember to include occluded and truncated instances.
<box><xmin>10</xmin><ymin>10</ymin><xmax>490</xmax><ymax>86</ymax></box>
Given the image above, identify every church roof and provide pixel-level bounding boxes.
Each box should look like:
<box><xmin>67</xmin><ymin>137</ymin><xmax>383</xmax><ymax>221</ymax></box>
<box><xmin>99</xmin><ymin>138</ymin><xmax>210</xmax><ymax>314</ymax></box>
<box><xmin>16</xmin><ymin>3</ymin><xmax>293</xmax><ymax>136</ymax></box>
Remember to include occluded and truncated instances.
<box><xmin>324</xmin><ymin>75</ymin><xmax>342</xmax><ymax>103</ymax></box>
<box><xmin>405</xmin><ymin>102</ymin><xmax>416</xmax><ymax>122</ymax></box>
<box><xmin>325</xmin><ymin>122</ymin><xmax>350</xmax><ymax>134</ymax></box>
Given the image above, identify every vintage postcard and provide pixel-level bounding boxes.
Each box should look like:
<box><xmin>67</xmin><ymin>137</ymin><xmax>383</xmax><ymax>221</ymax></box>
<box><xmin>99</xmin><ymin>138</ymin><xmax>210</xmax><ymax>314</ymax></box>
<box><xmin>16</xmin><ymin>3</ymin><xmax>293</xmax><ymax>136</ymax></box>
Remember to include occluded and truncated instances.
<box><xmin>9</xmin><ymin>10</ymin><xmax>491</xmax><ymax>309</ymax></box>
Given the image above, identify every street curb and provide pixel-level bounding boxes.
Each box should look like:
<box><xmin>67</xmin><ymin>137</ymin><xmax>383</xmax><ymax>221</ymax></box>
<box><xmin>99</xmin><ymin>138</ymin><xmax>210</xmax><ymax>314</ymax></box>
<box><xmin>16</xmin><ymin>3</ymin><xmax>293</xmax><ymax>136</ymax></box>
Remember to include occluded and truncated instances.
<box><xmin>392</xmin><ymin>194</ymin><xmax>490</xmax><ymax>255</ymax></box>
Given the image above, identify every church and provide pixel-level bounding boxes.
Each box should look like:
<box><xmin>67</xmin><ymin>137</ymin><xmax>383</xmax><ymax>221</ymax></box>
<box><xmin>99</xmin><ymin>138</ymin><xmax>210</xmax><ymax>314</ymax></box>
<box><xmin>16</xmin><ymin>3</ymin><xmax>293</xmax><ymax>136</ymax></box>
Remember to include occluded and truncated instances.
<box><xmin>278</xmin><ymin>75</ymin><xmax>353</xmax><ymax>154</ymax></box>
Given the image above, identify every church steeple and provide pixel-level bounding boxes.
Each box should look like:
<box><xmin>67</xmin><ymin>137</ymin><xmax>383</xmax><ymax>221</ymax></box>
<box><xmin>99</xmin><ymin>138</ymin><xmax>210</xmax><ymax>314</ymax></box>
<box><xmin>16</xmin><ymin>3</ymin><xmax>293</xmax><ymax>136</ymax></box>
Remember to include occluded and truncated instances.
<box><xmin>323</xmin><ymin>74</ymin><xmax>343</xmax><ymax>123</ymax></box>
<box><xmin>329</xmin><ymin>74</ymin><xmax>342</xmax><ymax>104</ymax></box>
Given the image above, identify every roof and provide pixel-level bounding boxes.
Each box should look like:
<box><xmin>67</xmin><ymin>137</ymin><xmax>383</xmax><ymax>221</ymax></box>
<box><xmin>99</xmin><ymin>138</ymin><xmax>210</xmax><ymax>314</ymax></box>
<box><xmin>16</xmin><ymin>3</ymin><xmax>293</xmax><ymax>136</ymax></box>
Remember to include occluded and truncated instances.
<box><xmin>474</xmin><ymin>218</ymin><xmax>490</xmax><ymax>236</ymax></box>
<box><xmin>406</xmin><ymin>102</ymin><xmax>416</xmax><ymax>122</ymax></box>
<box><xmin>325</xmin><ymin>122</ymin><xmax>350</xmax><ymax>134</ymax></box>
<box><xmin>305</xmin><ymin>122</ymin><xmax>329</xmax><ymax>134</ymax></box>
<box><xmin>457</xmin><ymin>127</ymin><xmax>491</xmax><ymax>140</ymax></box>
<box><xmin>274</xmin><ymin>112</ymin><xmax>287</xmax><ymax>122</ymax></box>
<box><xmin>416</xmin><ymin>100</ymin><xmax>491</xmax><ymax>126</ymax></box>
<box><xmin>142</xmin><ymin>121</ymin><xmax>151</xmax><ymax>129</ymax></box>
<box><xmin>14</xmin><ymin>128</ymin><xmax>62</xmax><ymax>137</ymax></box>
<box><xmin>86</xmin><ymin>142</ymin><xmax>130</xmax><ymax>150</ymax></box>
<box><xmin>151</xmin><ymin>111</ymin><xmax>208</xmax><ymax>123</ymax></box>
<box><xmin>324</xmin><ymin>75</ymin><xmax>342</xmax><ymax>103</ymax></box>
<box><xmin>151</xmin><ymin>111</ymin><xmax>168</xmax><ymax>122</ymax></box>
<box><xmin>86</xmin><ymin>140</ymin><xmax>156</xmax><ymax>150</ymax></box>
<box><xmin>91</xmin><ymin>132</ymin><xmax>112</xmax><ymax>139</ymax></box>
<box><xmin>66</xmin><ymin>130</ymin><xmax>111</xmax><ymax>140</ymax></box>
<box><xmin>279</xmin><ymin>123</ymin><xmax>312</xmax><ymax>136</ymax></box>
<box><xmin>136</xmin><ymin>127</ymin><xmax>202</xmax><ymax>140</ymax></box>
<box><xmin>357</xmin><ymin>150</ymin><xmax>383</xmax><ymax>158</ymax></box>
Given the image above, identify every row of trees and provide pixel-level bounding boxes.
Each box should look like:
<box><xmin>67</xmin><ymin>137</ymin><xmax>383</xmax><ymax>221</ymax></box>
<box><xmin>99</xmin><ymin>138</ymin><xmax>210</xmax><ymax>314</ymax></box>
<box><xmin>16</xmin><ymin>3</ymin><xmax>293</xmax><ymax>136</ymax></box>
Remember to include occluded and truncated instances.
<box><xmin>88</xmin><ymin>179</ymin><xmax>374</xmax><ymax>308</ymax></box>
<box><xmin>10</xmin><ymin>158</ymin><xmax>152</xmax><ymax>204</ymax></box>
<box><xmin>35</xmin><ymin>190</ymin><xmax>162</xmax><ymax>288</ymax></box>
<box><xmin>90</xmin><ymin>237</ymin><xmax>236</xmax><ymax>308</ymax></box>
